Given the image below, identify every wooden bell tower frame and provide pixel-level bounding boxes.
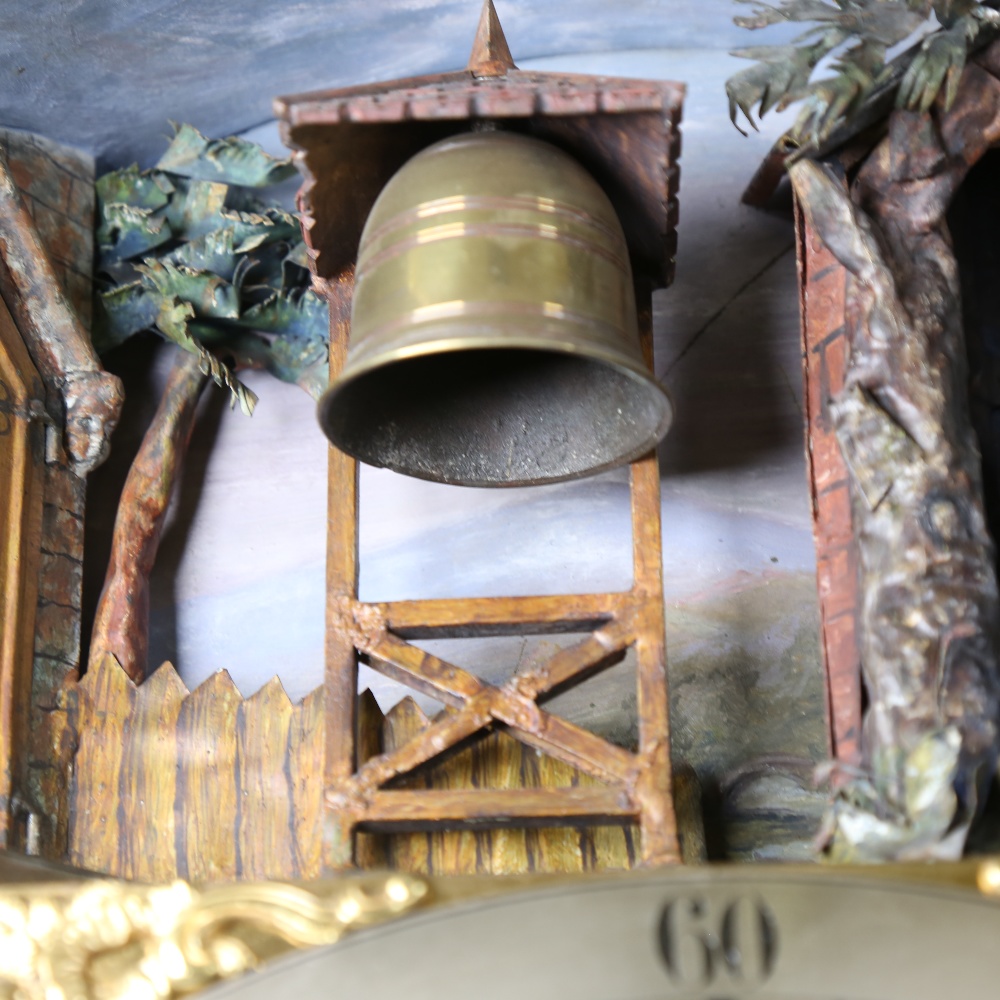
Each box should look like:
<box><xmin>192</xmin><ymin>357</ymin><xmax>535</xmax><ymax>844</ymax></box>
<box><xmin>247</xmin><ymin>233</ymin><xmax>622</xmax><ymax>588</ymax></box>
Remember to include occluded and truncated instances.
<box><xmin>276</xmin><ymin>2</ymin><xmax>685</xmax><ymax>870</ymax></box>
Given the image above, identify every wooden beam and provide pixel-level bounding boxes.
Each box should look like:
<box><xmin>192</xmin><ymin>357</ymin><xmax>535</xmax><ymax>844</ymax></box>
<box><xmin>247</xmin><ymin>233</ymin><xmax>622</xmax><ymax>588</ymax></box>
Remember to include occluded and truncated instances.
<box><xmin>324</xmin><ymin>272</ymin><xmax>360</xmax><ymax>869</ymax></box>
<box><xmin>358</xmin><ymin>786</ymin><xmax>636</xmax><ymax>831</ymax></box>
<box><xmin>350</xmin><ymin>699</ymin><xmax>493</xmax><ymax>794</ymax></box>
<box><xmin>363</xmin><ymin>632</ymin><xmax>482</xmax><ymax>708</ymax></box>
<box><xmin>381</xmin><ymin>594</ymin><xmax>621</xmax><ymax>638</ymax></box>
<box><xmin>516</xmin><ymin>622</ymin><xmax>632</xmax><ymax>700</ymax></box>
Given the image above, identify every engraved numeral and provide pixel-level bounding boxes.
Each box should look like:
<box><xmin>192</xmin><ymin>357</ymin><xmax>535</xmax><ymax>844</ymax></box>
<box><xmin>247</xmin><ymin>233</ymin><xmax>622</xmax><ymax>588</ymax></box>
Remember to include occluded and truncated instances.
<box><xmin>658</xmin><ymin>895</ymin><xmax>777</xmax><ymax>990</ymax></box>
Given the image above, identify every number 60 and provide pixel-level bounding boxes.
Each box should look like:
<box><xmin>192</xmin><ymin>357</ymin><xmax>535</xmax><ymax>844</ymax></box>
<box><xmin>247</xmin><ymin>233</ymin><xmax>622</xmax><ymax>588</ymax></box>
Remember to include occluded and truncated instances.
<box><xmin>658</xmin><ymin>895</ymin><xmax>778</xmax><ymax>990</ymax></box>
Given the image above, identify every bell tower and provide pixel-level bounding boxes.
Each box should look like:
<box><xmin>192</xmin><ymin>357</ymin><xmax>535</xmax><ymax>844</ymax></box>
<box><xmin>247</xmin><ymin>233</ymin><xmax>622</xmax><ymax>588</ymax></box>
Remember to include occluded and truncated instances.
<box><xmin>276</xmin><ymin>0</ymin><xmax>685</xmax><ymax>871</ymax></box>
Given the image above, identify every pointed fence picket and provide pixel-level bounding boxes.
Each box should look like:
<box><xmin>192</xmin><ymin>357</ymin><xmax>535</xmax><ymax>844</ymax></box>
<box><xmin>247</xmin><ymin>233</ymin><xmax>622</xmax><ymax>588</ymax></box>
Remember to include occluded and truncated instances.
<box><xmin>70</xmin><ymin>655</ymin><xmax>325</xmax><ymax>881</ymax></box>
<box><xmin>69</xmin><ymin>656</ymin><xmax>639</xmax><ymax>879</ymax></box>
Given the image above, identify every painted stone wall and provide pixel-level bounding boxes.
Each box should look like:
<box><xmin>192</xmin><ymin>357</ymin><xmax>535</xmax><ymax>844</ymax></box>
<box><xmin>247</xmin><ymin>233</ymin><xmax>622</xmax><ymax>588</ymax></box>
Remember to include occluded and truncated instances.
<box><xmin>796</xmin><ymin>213</ymin><xmax>862</xmax><ymax>768</ymax></box>
<box><xmin>0</xmin><ymin>127</ymin><xmax>95</xmax><ymax>856</ymax></box>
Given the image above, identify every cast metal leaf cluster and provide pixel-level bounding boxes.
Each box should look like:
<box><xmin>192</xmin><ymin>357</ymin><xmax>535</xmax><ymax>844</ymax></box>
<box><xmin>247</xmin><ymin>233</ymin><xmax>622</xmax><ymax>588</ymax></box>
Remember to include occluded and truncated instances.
<box><xmin>93</xmin><ymin>124</ymin><xmax>330</xmax><ymax>413</ymax></box>
<box><xmin>726</xmin><ymin>0</ymin><xmax>1000</xmax><ymax>146</ymax></box>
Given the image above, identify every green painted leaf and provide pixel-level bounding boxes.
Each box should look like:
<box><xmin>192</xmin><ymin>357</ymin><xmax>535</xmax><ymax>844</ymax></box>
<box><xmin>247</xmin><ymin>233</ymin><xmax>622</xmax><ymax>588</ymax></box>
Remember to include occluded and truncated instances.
<box><xmin>96</xmin><ymin>203</ymin><xmax>173</xmax><ymax>266</ymax></box>
<box><xmin>239</xmin><ymin>240</ymin><xmax>294</xmax><ymax>290</ymax></box>
<box><xmin>96</xmin><ymin>165</ymin><xmax>174</xmax><ymax>211</ymax></box>
<box><xmin>93</xmin><ymin>281</ymin><xmax>161</xmax><ymax>353</ymax></box>
<box><xmin>263</xmin><ymin>332</ymin><xmax>329</xmax><ymax>399</ymax></box>
<box><xmin>282</xmin><ymin>241</ymin><xmax>313</xmax><ymax>287</ymax></box>
<box><xmin>284</xmin><ymin>240</ymin><xmax>312</xmax><ymax>270</ymax></box>
<box><xmin>228</xmin><ymin>207</ymin><xmax>301</xmax><ymax>253</ymax></box>
<box><xmin>157</xmin><ymin>123</ymin><xmax>297</xmax><ymax>187</ymax></box>
<box><xmin>163</xmin><ymin>179</ymin><xmax>300</xmax><ymax>248</ymax></box>
<box><xmin>136</xmin><ymin>259</ymin><xmax>240</xmax><ymax>319</ymax></box>
<box><xmin>157</xmin><ymin>299</ymin><xmax>258</xmax><ymax>415</ymax></box>
<box><xmin>164</xmin><ymin>178</ymin><xmax>229</xmax><ymax>239</ymax></box>
<box><xmin>238</xmin><ymin>287</ymin><xmax>329</xmax><ymax>340</ymax></box>
<box><xmin>94</xmin><ymin>123</ymin><xmax>320</xmax><ymax>415</ymax></box>
<box><xmin>167</xmin><ymin>228</ymin><xmax>238</xmax><ymax>280</ymax></box>
<box><xmin>193</xmin><ymin>325</ymin><xmax>327</xmax><ymax>398</ymax></box>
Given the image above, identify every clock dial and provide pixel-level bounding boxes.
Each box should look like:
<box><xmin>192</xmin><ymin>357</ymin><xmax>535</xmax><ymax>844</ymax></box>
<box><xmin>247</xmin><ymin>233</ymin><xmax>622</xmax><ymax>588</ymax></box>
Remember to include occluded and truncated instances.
<box><xmin>202</xmin><ymin>866</ymin><xmax>1000</xmax><ymax>1000</ymax></box>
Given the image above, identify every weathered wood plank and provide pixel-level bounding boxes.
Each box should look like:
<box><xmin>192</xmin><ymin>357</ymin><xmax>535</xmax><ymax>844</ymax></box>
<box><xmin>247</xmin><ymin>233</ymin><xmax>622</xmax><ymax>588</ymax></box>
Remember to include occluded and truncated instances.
<box><xmin>382</xmin><ymin>595</ymin><xmax>619</xmax><ymax>638</ymax></box>
<box><xmin>0</xmin><ymin>294</ymin><xmax>44</xmax><ymax>849</ymax></box>
<box><xmin>429</xmin><ymin>739</ymin><xmax>479</xmax><ymax>875</ymax></box>
<box><xmin>477</xmin><ymin>732</ymin><xmax>528</xmax><ymax>874</ymax></box>
<box><xmin>354</xmin><ymin>689</ymin><xmax>387</xmax><ymax>869</ymax></box>
<box><xmin>361</xmin><ymin>785</ymin><xmax>635</xmax><ymax>829</ymax></box>
<box><xmin>498</xmin><ymin>706</ymin><xmax>637</xmax><ymax>783</ymax></box>
<box><xmin>364</xmin><ymin>634</ymin><xmax>480</xmax><ymax>707</ymax></box>
<box><xmin>175</xmin><ymin>671</ymin><xmax>241</xmax><ymax>883</ymax></box>
<box><xmin>353</xmin><ymin>697</ymin><xmax>491</xmax><ymax>794</ymax></box>
<box><xmin>119</xmin><ymin>663</ymin><xmax>188</xmax><ymax>882</ymax></box>
<box><xmin>237</xmin><ymin>677</ymin><xmax>294</xmax><ymax>880</ymax></box>
<box><xmin>382</xmin><ymin>698</ymin><xmax>432</xmax><ymax>873</ymax></box>
<box><xmin>324</xmin><ymin>273</ymin><xmax>358</xmax><ymax>870</ymax></box>
<box><xmin>579</xmin><ymin>769</ymin><xmax>633</xmax><ymax>872</ymax></box>
<box><xmin>514</xmin><ymin>623</ymin><xmax>632</xmax><ymax>699</ymax></box>
<box><xmin>288</xmin><ymin>684</ymin><xmax>326</xmax><ymax>878</ymax></box>
<box><xmin>525</xmin><ymin>749</ymin><xmax>584</xmax><ymax>873</ymax></box>
<box><xmin>70</xmin><ymin>654</ymin><xmax>136</xmax><ymax>873</ymax></box>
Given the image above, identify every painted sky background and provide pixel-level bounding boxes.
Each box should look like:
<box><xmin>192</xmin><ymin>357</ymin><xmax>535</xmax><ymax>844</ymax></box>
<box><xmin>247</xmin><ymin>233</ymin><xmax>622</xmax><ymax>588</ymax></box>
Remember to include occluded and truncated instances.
<box><xmin>0</xmin><ymin>0</ymin><xmax>800</xmax><ymax>166</ymax></box>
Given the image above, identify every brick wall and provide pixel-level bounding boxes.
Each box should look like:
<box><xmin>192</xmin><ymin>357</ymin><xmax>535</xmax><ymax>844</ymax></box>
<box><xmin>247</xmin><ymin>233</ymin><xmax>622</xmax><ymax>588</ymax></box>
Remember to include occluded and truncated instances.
<box><xmin>0</xmin><ymin>127</ymin><xmax>94</xmax><ymax>855</ymax></box>
<box><xmin>797</xmin><ymin>209</ymin><xmax>862</xmax><ymax>767</ymax></box>
<box><xmin>0</xmin><ymin>129</ymin><xmax>94</xmax><ymax>329</ymax></box>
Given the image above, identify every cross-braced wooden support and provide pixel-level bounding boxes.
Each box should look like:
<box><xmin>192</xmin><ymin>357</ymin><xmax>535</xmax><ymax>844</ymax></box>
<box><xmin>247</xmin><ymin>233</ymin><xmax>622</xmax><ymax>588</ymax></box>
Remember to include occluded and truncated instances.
<box><xmin>276</xmin><ymin>0</ymin><xmax>685</xmax><ymax>872</ymax></box>
<box><xmin>322</xmin><ymin>279</ymin><xmax>679</xmax><ymax>870</ymax></box>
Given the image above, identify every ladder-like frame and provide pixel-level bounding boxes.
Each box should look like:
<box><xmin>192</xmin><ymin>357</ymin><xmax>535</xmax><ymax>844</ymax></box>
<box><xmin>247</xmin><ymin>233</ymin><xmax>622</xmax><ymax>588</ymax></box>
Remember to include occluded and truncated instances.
<box><xmin>322</xmin><ymin>278</ymin><xmax>680</xmax><ymax>869</ymax></box>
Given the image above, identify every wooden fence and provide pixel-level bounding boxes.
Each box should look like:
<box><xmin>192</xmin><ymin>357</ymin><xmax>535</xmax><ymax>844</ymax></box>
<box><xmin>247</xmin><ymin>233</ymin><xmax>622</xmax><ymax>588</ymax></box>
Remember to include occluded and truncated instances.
<box><xmin>69</xmin><ymin>655</ymin><xmax>641</xmax><ymax>880</ymax></box>
<box><xmin>70</xmin><ymin>654</ymin><xmax>325</xmax><ymax>882</ymax></box>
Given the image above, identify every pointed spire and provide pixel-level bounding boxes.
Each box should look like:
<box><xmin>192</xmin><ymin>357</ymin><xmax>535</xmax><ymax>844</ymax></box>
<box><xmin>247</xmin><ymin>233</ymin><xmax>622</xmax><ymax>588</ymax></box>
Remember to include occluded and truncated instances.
<box><xmin>467</xmin><ymin>0</ymin><xmax>517</xmax><ymax>78</ymax></box>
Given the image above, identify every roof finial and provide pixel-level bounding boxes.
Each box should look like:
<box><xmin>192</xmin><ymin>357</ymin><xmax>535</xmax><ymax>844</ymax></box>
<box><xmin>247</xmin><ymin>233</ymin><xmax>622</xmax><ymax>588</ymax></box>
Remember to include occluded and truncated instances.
<box><xmin>467</xmin><ymin>0</ymin><xmax>517</xmax><ymax>78</ymax></box>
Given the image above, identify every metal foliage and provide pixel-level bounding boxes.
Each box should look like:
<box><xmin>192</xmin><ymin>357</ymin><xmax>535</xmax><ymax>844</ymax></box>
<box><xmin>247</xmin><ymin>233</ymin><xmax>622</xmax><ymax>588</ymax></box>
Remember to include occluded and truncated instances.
<box><xmin>93</xmin><ymin>124</ymin><xmax>329</xmax><ymax>414</ymax></box>
<box><xmin>726</xmin><ymin>0</ymin><xmax>1000</xmax><ymax>146</ymax></box>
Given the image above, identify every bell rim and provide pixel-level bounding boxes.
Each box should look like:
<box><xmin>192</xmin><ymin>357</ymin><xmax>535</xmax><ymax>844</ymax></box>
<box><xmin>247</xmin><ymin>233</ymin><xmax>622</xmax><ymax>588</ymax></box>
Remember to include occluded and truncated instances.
<box><xmin>317</xmin><ymin>340</ymin><xmax>674</xmax><ymax>488</ymax></box>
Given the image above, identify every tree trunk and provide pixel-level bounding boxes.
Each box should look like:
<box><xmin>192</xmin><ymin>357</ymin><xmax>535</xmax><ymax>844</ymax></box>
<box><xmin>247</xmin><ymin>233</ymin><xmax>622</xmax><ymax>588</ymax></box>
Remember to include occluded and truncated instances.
<box><xmin>89</xmin><ymin>352</ymin><xmax>206</xmax><ymax>682</ymax></box>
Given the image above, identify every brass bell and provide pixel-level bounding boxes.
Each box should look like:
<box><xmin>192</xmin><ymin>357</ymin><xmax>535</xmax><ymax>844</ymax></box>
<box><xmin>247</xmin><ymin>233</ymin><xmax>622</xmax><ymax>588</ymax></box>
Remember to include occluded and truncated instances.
<box><xmin>318</xmin><ymin>130</ymin><xmax>672</xmax><ymax>487</ymax></box>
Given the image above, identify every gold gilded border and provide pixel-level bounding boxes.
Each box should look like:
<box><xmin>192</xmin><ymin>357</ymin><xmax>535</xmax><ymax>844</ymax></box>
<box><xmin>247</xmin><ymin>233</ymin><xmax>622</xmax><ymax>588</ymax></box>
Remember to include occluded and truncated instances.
<box><xmin>0</xmin><ymin>874</ymin><xmax>428</xmax><ymax>1000</ymax></box>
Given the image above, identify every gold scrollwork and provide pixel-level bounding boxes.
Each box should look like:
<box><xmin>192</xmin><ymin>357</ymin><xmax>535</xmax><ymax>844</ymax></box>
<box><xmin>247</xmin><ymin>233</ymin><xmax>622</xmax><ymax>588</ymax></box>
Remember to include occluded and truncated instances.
<box><xmin>0</xmin><ymin>874</ymin><xmax>429</xmax><ymax>1000</ymax></box>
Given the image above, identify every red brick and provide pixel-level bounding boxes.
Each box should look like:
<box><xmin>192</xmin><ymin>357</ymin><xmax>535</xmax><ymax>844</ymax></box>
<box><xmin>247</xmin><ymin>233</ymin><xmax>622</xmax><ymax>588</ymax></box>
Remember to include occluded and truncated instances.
<box><xmin>37</xmin><ymin>553</ymin><xmax>82</xmax><ymax>610</ymax></box>
<box><xmin>45</xmin><ymin>464</ymin><xmax>85</xmax><ymax>515</ymax></box>
<box><xmin>61</xmin><ymin>269</ymin><xmax>93</xmax><ymax>331</ymax></box>
<box><xmin>822</xmin><ymin>613</ymin><xmax>862</xmax><ymax>764</ymax></box>
<box><xmin>7</xmin><ymin>143</ymin><xmax>74</xmax><ymax>213</ymax></box>
<box><xmin>810</xmin><ymin>426</ymin><xmax>846</xmax><ymax>493</ymax></box>
<box><xmin>41</xmin><ymin>503</ymin><xmax>83</xmax><ymax>559</ymax></box>
<box><xmin>816</xmin><ymin>545</ymin><xmax>858</xmax><ymax>620</ymax></box>
<box><xmin>31</xmin><ymin>657</ymin><xmax>75</xmax><ymax>712</ymax></box>
<box><xmin>806</xmin><ymin>276</ymin><xmax>846</xmax><ymax>326</ymax></box>
<box><xmin>824</xmin><ymin>330</ymin><xmax>848</xmax><ymax>397</ymax></box>
<box><xmin>407</xmin><ymin>91</ymin><xmax>472</xmax><ymax>118</ymax></box>
<box><xmin>25</xmin><ymin>763</ymin><xmax>63</xmax><ymax>823</ymax></box>
<box><xmin>31</xmin><ymin>205</ymin><xmax>90</xmax><ymax>275</ymax></box>
<box><xmin>32</xmin><ymin>602</ymin><xmax>81</xmax><ymax>665</ymax></box>
<box><xmin>805</xmin><ymin>341</ymin><xmax>826</xmax><ymax>428</ymax></box>
<box><xmin>66</xmin><ymin>177</ymin><xmax>94</xmax><ymax>230</ymax></box>
<box><xmin>815</xmin><ymin>481</ymin><xmax>853</xmax><ymax>548</ymax></box>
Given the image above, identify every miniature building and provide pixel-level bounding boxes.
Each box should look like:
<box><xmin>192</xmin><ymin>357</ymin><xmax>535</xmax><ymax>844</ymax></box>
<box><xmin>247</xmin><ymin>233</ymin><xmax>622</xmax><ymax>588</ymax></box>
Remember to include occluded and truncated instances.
<box><xmin>747</xmin><ymin>35</ymin><xmax>1000</xmax><ymax>856</ymax></box>
<box><xmin>0</xmin><ymin>128</ymin><xmax>121</xmax><ymax>858</ymax></box>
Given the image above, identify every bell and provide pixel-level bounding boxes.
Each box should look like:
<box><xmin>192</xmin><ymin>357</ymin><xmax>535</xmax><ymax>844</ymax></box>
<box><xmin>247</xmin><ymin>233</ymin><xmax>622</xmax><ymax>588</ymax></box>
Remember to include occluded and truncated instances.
<box><xmin>317</xmin><ymin>130</ymin><xmax>672</xmax><ymax>487</ymax></box>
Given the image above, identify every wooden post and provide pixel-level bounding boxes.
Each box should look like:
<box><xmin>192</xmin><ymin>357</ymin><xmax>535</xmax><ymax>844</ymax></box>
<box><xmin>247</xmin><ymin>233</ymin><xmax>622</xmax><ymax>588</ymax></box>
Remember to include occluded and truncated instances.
<box><xmin>319</xmin><ymin>274</ymin><xmax>680</xmax><ymax>871</ymax></box>
<box><xmin>323</xmin><ymin>271</ymin><xmax>359</xmax><ymax>869</ymax></box>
